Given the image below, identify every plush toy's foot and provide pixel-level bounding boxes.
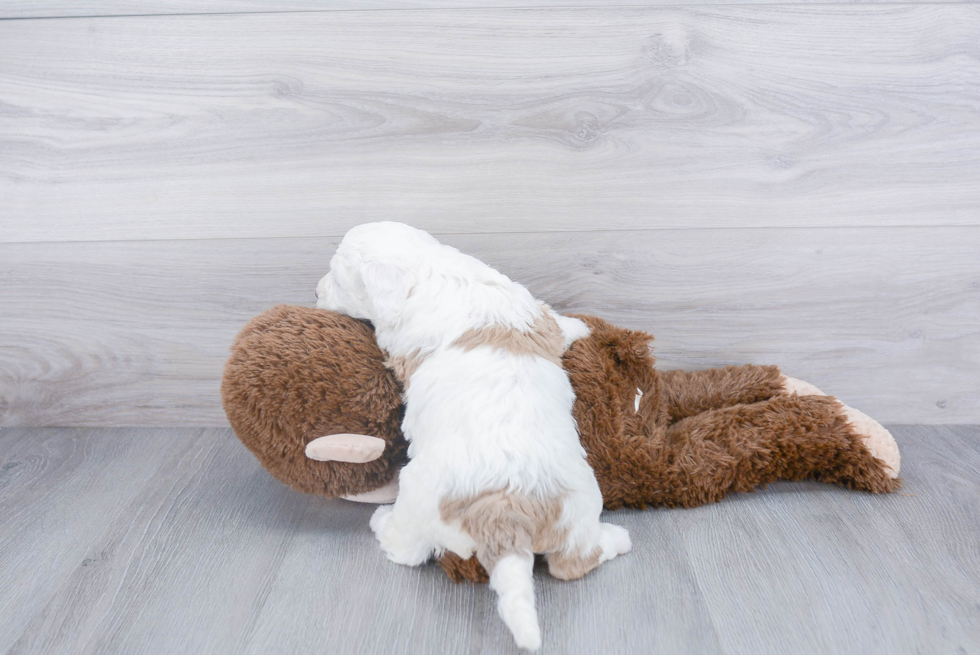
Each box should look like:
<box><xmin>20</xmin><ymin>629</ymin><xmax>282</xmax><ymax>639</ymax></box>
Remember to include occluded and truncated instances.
<box><xmin>780</xmin><ymin>375</ymin><xmax>827</xmax><ymax>397</ymax></box>
<box><xmin>837</xmin><ymin>403</ymin><xmax>901</xmax><ymax>478</ymax></box>
<box><xmin>780</xmin><ymin>375</ymin><xmax>899</xmax><ymax>477</ymax></box>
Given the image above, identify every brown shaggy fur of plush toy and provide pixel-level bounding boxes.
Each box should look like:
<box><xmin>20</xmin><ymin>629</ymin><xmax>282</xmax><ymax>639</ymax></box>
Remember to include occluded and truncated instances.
<box><xmin>567</xmin><ymin>315</ymin><xmax>900</xmax><ymax>510</ymax></box>
<box><xmin>222</xmin><ymin>306</ymin><xmax>900</xmax><ymax>584</ymax></box>
<box><xmin>222</xmin><ymin>305</ymin><xmax>408</xmax><ymax>498</ymax></box>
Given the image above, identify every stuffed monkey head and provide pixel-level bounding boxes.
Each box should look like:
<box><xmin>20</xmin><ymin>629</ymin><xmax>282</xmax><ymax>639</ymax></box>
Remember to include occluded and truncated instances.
<box><xmin>221</xmin><ymin>305</ymin><xmax>408</xmax><ymax>501</ymax></box>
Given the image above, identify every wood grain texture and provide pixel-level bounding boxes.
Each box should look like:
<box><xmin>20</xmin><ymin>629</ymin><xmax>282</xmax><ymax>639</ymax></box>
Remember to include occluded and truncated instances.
<box><xmin>5</xmin><ymin>429</ymin><xmax>310</xmax><ymax>655</ymax></box>
<box><xmin>0</xmin><ymin>427</ymin><xmax>204</xmax><ymax>653</ymax></box>
<box><xmin>3</xmin><ymin>0</ymin><xmax>977</xmax><ymax>21</ymax></box>
<box><xmin>2</xmin><ymin>426</ymin><xmax>978</xmax><ymax>653</ymax></box>
<box><xmin>9</xmin><ymin>0</ymin><xmax>974</xmax><ymax>19</ymax></box>
<box><xmin>2</xmin><ymin>6</ymin><xmax>978</xmax><ymax>243</ymax></box>
<box><xmin>674</xmin><ymin>425</ymin><xmax>980</xmax><ymax>654</ymax></box>
<box><xmin>1</xmin><ymin>226</ymin><xmax>977</xmax><ymax>427</ymax></box>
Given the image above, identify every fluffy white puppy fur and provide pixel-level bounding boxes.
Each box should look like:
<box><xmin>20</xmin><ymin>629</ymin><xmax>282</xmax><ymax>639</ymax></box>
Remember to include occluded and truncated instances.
<box><xmin>316</xmin><ymin>222</ymin><xmax>630</xmax><ymax>651</ymax></box>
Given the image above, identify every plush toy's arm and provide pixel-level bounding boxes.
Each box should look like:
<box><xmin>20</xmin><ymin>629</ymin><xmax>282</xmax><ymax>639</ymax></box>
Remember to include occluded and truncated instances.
<box><xmin>659</xmin><ymin>364</ymin><xmax>785</xmax><ymax>422</ymax></box>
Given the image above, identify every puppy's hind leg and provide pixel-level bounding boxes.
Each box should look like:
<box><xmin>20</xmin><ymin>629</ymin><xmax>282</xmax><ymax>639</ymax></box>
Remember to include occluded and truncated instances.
<box><xmin>370</xmin><ymin>500</ymin><xmax>436</xmax><ymax>566</ymax></box>
<box><xmin>547</xmin><ymin>523</ymin><xmax>631</xmax><ymax>581</ymax></box>
<box><xmin>546</xmin><ymin>484</ymin><xmax>630</xmax><ymax>581</ymax></box>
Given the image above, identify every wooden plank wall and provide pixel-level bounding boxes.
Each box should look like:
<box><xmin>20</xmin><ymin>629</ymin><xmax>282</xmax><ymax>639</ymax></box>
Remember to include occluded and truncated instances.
<box><xmin>1</xmin><ymin>0</ymin><xmax>973</xmax><ymax>20</ymax></box>
<box><xmin>1</xmin><ymin>5</ymin><xmax>978</xmax><ymax>426</ymax></box>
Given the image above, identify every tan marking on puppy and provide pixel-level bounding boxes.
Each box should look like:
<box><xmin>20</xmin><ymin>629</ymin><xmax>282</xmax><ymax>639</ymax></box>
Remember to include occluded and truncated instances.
<box><xmin>441</xmin><ymin>490</ymin><xmax>608</xmax><ymax>581</ymax></box>
<box><xmin>452</xmin><ymin>313</ymin><xmax>565</xmax><ymax>366</ymax></box>
<box><xmin>441</xmin><ymin>490</ymin><xmax>579</xmax><ymax>573</ymax></box>
<box><xmin>384</xmin><ymin>349</ymin><xmax>427</xmax><ymax>387</ymax></box>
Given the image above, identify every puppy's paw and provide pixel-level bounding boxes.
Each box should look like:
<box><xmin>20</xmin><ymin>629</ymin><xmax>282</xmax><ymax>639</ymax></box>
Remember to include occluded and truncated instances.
<box><xmin>382</xmin><ymin>539</ymin><xmax>433</xmax><ymax>567</ymax></box>
<box><xmin>557</xmin><ymin>315</ymin><xmax>590</xmax><ymax>344</ymax></box>
<box><xmin>838</xmin><ymin>402</ymin><xmax>901</xmax><ymax>478</ymax></box>
<box><xmin>780</xmin><ymin>375</ymin><xmax>827</xmax><ymax>397</ymax></box>
<box><xmin>597</xmin><ymin>523</ymin><xmax>631</xmax><ymax>563</ymax></box>
<box><xmin>369</xmin><ymin>504</ymin><xmax>394</xmax><ymax>537</ymax></box>
<box><xmin>548</xmin><ymin>312</ymin><xmax>591</xmax><ymax>350</ymax></box>
<box><xmin>370</xmin><ymin>506</ymin><xmax>431</xmax><ymax>566</ymax></box>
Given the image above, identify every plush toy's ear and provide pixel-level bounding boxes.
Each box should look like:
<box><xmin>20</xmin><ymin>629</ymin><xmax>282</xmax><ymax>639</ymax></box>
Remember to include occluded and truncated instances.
<box><xmin>362</xmin><ymin>260</ymin><xmax>413</xmax><ymax>326</ymax></box>
<box><xmin>305</xmin><ymin>434</ymin><xmax>387</xmax><ymax>463</ymax></box>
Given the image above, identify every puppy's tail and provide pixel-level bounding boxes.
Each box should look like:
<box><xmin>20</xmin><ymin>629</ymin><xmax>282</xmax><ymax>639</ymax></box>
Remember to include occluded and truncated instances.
<box><xmin>489</xmin><ymin>552</ymin><xmax>541</xmax><ymax>651</ymax></box>
<box><xmin>442</xmin><ymin>493</ymin><xmax>545</xmax><ymax>649</ymax></box>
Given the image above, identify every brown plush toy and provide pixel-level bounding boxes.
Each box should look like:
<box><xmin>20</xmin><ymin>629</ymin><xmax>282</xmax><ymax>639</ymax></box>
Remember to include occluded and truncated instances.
<box><xmin>222</xmin><ymin>305</ymin><xmax>901</xmax><ymax>583</ymax></box>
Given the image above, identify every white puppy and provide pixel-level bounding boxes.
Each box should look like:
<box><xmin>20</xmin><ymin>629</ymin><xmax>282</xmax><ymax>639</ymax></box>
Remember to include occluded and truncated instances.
<box><xmin>316</xmin><ymin>222</ymin><xmax>630</xmax><ymax>651</ymax></box>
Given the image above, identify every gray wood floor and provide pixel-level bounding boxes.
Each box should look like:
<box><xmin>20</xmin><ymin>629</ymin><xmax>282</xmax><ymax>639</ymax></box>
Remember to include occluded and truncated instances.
<box><xmin>1</xmin><ymin>425</ymin><xmax>978</xmax><ymax>654</ymax></box>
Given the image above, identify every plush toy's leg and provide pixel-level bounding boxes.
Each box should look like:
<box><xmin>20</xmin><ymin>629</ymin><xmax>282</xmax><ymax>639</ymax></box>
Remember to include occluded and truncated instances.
<box><xmin>777</xmin><ymin>378</ymin><xmax>900</xmax><ymax>475</ymax></box>
<box><xmin>660</xmin><ymin>365</ymin><xmax>786</xmax><ymax>422</ymax></box>
<box><xmin>437</xmin><ymin>551</ymin><xmax>491</xmax><ymax>583</ymax></box>
<box><xmin>658</xmin><ymin>394</ymin><xmax>900</xmax><ymax>507</ymax></box>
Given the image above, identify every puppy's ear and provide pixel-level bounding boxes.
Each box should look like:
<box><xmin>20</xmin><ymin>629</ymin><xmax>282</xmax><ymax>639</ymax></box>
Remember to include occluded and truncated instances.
<box><xmin>362</xmin><ymin>260</ymin><xmax>413</xmax><ymax>325</ymax></box>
